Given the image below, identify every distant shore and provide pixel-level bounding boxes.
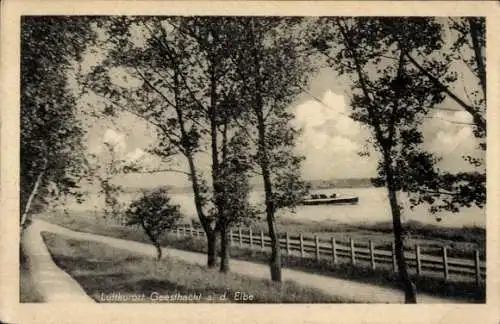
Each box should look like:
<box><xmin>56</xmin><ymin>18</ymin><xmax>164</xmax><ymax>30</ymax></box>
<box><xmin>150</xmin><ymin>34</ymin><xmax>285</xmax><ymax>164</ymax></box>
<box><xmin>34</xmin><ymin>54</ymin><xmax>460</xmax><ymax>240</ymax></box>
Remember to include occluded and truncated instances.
<box><xmin>120</xmin><ymin>178</ymin><xmax>377</xmax><ymax>194</ymax></box>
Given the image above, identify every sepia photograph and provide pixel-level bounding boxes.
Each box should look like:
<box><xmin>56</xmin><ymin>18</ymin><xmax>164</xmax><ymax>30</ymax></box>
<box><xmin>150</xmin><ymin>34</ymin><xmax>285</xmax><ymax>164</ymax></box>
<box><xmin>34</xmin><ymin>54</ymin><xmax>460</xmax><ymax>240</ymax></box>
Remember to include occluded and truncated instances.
<box><xmin>2</xmin><ymin>1</ymin><xmax>499</xmax><ymax>323</ymax></box>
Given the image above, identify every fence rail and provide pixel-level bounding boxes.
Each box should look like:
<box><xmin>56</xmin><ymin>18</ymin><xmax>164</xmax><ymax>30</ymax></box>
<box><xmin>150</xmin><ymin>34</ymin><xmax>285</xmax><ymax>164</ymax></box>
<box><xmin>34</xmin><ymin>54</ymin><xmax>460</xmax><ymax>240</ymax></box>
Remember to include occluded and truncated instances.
<box><xmin>169</xmin><ymin>224</ymin><xmax>486</xmax><ymax>286</ymax></box>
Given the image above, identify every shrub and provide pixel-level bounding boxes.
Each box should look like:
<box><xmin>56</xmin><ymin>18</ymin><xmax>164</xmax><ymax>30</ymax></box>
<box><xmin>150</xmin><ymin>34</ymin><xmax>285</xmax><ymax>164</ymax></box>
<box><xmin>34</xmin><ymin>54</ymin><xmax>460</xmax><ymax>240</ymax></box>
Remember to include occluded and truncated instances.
<box><xmin>125</xmin><ymin>188</ymin><xmax>182</xmax><ymax>260</ymax></box>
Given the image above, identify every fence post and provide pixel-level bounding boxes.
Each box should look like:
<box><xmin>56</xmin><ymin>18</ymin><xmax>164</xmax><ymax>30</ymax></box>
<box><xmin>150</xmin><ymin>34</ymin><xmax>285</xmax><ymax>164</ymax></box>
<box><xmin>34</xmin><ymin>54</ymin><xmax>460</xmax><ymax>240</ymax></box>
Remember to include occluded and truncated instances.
<box><xmin>230</xmin><ymin>228</ymin><xmax>234</xmax><ymax>246</ymax></box>
<box><xmin>350</xmin><ymin>238</ymin><xmax>356</xmax><ymax>265</ymax></box>
<box><xmin>415</xmin><ymin>245</ymin><xmax>422</xmax><ymax>276</ymax></box>
<box><xmin>474</xmin><ymin>250</ymin><xmax>481</xmax><ymax>287</ymax></box>
<box><xmin>239</xmin><ymin>227</ymin><xmax>243</xmax><ymax>247</ymax></box>
<box><xmin>286</xmin><ymin>232</ymin><xmax>290</xmax><ymax>256</ymax></box>
<box><xmin>331</xmin><ymin>237</ymin><xmax>337</xmax><ymax>264</ymax></box>
<box><xmin>315</xmin><ymin>235</ymin><xmax>320</xmax><ymax>262</ymax></box>
<box><xmin>260</xmin><ymin>230</ymin><xmax>265</xmax><ymax>249</ymax></box>
<box><xmin>392</xmin><ymin>242</ymin><xmax>397</xmax><ymax>273</ymax></box>
<box><xmin>442</xmin><ymin>246</ymin><xmax>449</xmax><ymax>281</ymax></box>
<box><xmin>176</xmin><ymin>226</ymin><xmax>180</xmax><ymax>238</ymax></box>
<box><xmin>299</xmin><ymin>233</ymin><xmax>304</xmax><ymax>257</ymax></box>
<box><xmin>369</xmin><ymin>240</ymin><xmax>376</xmax><ymax>270</ymax></box>
<box><xmin>183</xmin><ymin>223</ymin><xmax>187</xmax><ymax>237</ymax></box>
<box><xmin>249</xmin><ymin>228</ymin><xmax>253</xmax><ymax>249</ymax></box>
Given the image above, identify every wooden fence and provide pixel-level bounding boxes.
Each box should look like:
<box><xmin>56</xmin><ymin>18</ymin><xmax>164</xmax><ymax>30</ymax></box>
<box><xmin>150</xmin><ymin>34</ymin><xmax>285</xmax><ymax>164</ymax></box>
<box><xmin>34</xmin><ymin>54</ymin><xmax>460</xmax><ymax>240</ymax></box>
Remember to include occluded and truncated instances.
<box><xmin>169</xmin><ymin>224</ymin><xmax>486</xmax><ymax>286</ymax></box>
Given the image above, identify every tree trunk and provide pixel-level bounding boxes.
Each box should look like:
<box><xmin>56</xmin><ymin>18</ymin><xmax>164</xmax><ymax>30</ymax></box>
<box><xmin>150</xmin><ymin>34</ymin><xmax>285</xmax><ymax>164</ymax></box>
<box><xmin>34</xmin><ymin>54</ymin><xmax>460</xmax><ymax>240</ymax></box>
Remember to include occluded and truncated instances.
<box><xmin>265</xmin><ymin>205</ymin><xmax>282</xmax><ymax>282</ymax></box>
<box><xmin>155</xmin><ymin>244</ymin><xmax>162</xmax><ymax>261</ymax></box>
<box><xmin>219</xmin><ymin>225</ymin><xmax>231</xmax><ymax>273</ymax></box>
<box><xmin>467</xmin><ymin>17</ymin><xmax>486</xmax><ymax>100</ymax></box>
<box><xmin>185</xmin><ymin>153</ymin><xmax>218</xmax><ymax>267</ymax></box>
<box><xmin>206</xmin><ymin>230</ymin><xmax>218</xmax><ymax>268</ymax></box>
<box><xmin>249</xmin><ymin>18</ymin><xmax>282</xmax><ymax>282</ymax></box>
<box><xmin>385</xmin><ymin>160</ymin><xmax>417</xmax><ymax>304</ymax></box>
<box><xmin>257</xmin><ymin>108</ymin><xmax>282</xmax><ymax>282</ymax></box>
<box><xmin>20</xmin><ymin>159</ymin><xmax>47</xmax><ymax>227</ymax></box>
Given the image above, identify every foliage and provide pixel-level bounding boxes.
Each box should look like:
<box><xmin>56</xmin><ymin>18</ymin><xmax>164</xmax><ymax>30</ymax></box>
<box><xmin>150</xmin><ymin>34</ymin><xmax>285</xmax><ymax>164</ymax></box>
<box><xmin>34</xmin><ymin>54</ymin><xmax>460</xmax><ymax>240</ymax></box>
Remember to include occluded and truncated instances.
<box><xmin>86</xmin><ymin>141</ymin><xmax>142</xmax><ymax>218</ymax></box>
<box><xmin>412</xmin><ymin>17</ymin><xmax>486</xmax><ymax>213</ymax></box>
<box><xmin>214</xmin><ymin>132</ymin><xmax>258</xmax><ymax>228</ymax></box>
<box><xmin>444</xmin><ymin>17</ymin><xmax>486</xmax><ymax>138</ymax></box>
<box><xmin>20</xmin><ymin>16</ymin><xmax>95</xmax><ymax>222</ymax></box>
<box><xmin>125</xmin><ymin>187</ymin><xmax>182</xmax><ymax>258</ymax></box>
<box><xmin>224</xmin><ymin>17</ymin><xmax>317</xmax><ymax>280</ymax></box>
<box><xmin>82</xmin><ymin>17</ymin><xmax>315</xmax><ymax>273</ymax></box>
<box><xmin>230</xmin><ymin>17</ymin><xmax>315</xmax><ymax>212</ymax></box>
<box><xmin>317</xmin><ymin>17</ymin><xmax>446</xmax><ymax>203</ymax></box>
<box><xmin>313</xmin><ymin>16</ymin><xmax>453</xmax><ymax>303</ymax></box>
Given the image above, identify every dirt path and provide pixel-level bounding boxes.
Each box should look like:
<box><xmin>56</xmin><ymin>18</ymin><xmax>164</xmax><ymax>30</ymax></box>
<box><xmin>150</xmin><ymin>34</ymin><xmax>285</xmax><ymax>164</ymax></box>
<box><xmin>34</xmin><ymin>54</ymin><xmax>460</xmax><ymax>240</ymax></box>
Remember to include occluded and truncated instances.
<box><xmin>21</xmin><ymin>220</ymin><xmax>95</xmax><ymax>302</ymax></box>
<box><xmin>28</xmin><ymin>219</ymin><xmax>463</xmax><ymax>303</ymax></box>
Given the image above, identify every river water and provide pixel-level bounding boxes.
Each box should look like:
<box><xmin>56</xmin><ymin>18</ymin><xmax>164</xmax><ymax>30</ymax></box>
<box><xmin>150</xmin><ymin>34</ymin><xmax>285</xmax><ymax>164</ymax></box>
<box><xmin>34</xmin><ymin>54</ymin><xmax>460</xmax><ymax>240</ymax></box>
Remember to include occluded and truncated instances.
<box><xmin>63</xmin><ymin>187</ymin><xmax>485</xmax><ymax>228</ymax></box>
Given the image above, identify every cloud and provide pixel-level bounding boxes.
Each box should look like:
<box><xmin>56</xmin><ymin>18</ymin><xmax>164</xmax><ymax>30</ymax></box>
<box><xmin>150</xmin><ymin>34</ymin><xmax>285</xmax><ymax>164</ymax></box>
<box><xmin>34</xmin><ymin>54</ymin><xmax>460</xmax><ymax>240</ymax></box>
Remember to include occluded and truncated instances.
<box><xmin>452</xmin><ymin>111</ymin><xmax>474</xmax><ymax>124</ymax></box>
<box><xmin>103</xmin><ymin>129</ymin><xmax>127</xmax><ymax>152</ymax></box>
<box><xmin>294</xmin><ymin>89</ymin><xmax>376</xmax><ymax>179</ymax></box>
<box><xmin>431</xmin><ymin>126</ymin><xmax>475</xmax><ymax>154</ymax></box>
<box><xmin>124</xmin><ymin>147</ymin><xmax>145</xmax><ymax>163</ymax></box>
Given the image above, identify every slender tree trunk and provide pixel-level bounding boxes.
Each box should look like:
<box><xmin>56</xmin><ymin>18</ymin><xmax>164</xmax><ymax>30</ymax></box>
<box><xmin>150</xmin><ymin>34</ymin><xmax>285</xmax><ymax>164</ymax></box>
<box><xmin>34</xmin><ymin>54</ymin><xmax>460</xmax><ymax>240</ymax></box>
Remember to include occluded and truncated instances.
<box><xmin>155</xmin><ymin>244</ymin><xmax>162</xmax><ymax>261</ymax></box>
<box><xmin>186</xmin><ymin>153</ymin><xmax>218</xmax><ymax>267</ymax></box>
<box><xmin>208</xmin><ymin>56</ymin><xmax>223</xmax><ymax>269</ymax></box>
<box><xmin>179</xmin><ymin>95</ymin><xmax>218</xmax><ymax>267</ymax></box>
<box><xmin>143</xmin><ymin>227</ymin><xmax>163</xmax><ymax>261</ymax></box>
<box><xmin>247</xmin><ymin>18</ymin><xmax>281</xmax><ymax>282</ymax></box>
<box><xmin>20</xmin><ymin>159</ymin><xmax>47</xmax><ymax>227</ymax></box>
<box><xmin>384</xmin><ymin>159</ymin><xmax>417</xmax><ymax>304</ymax></box>
<box><xmin>219</xmin><ymin>224</ymin><xmax>230</xmax><ymax>273</ymax></box>
<box><xmin>257</xmin><ymin>110</ymin><xmax>282</xmax><ymax>282</ymax></box>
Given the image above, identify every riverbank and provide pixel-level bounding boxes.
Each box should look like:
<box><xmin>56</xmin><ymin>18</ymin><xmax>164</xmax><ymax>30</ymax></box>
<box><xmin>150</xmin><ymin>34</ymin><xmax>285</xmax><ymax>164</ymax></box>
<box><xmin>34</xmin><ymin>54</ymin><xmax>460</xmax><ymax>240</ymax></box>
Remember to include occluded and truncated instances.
<box><xmin>34</xmin><ymin>211</ymin><xmax>486</xmax><ymax>302</ymax></box>
<box><xmin>41</xmin><ymin>231</ymin><xmax>341</xmax><ymax>303</ymax></box>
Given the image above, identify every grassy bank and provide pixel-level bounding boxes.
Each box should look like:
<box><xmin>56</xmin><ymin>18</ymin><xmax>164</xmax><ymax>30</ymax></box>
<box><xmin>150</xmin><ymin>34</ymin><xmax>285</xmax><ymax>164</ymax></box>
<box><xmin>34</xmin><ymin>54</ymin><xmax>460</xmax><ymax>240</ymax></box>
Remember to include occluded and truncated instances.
<box><xmin>165</xmin><ymin>235</ymin><xmax>485</xmax><ymax>302</ymax></box>
<box><xmin>36</xmin><ymin>211</ymin><xmax>485</xmax><ymax>302</ymax></box>
<box><xmin>246</xmin><ymin>218</ymin><xmax>485</xmax><ymax>260</ymax></box>
<box><xmin>41</xmin><ymin>232</ymin><xmax>346</xmax><ymax>303</ymax></box>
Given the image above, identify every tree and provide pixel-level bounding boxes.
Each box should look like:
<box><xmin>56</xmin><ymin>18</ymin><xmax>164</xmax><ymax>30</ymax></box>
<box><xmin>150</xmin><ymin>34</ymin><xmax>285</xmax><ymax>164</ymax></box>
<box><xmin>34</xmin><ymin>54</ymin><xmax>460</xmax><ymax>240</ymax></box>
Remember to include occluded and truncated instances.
<box><xmin>315</xmin><ymin>17</ymin><xmax>449</xmax><ymax>302</ymax></box>
<box><xmin>173</xmin><ymin>17</ymin><xmax>254</xmax><ymax>270</ymax></box>
<box><xmin>230</xmin><ymin>17</ymin><xmax>314</xmax><ymax>282</ymax></box>
<box><xmin>83</xmin><ymin>16</ymin><xmax>216</xmax><ymax>265</ymax></box>
<box><xmin>125</xmin><ymin>187</ymin><xmax>182</xmax><ymax>260</ymax></box>
<box><xmin>84</xmin><ymin>17</ymin><xmax>255</xmax><ymax>269</ymax></box>
<box><xmin>84</xmin><ymin>17</ymin><xmax>313</xmax><ymax>277</ymax></box>
<box><xmin>216</xmin><ymin>132</ymin><xmax>257</xmax><ymax>272</ymax></box>
<box><xmin>406</xmin><ymin>17</ymin><xmax>485</xmax><ymax>138</ymax></box>
<box><xmin>86</xmin><ymin>140</ymin><xmax>141</xmax><ymax>220</ymax></box>
<box><xmin>20</xmin><ymin>16</ymin><xmax>95</xmax><ymax>227</ymax></box>
<box><xmin>405</xmin><ymin>17</ymin><xmax>486</xmax><ymax>214</ymax></box>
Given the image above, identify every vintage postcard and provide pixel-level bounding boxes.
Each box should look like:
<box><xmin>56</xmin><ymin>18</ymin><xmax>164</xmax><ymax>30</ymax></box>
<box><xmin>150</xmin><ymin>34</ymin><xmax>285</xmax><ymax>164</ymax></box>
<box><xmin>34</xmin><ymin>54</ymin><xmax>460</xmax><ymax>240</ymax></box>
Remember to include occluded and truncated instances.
<box><xmin>1</xmin><ymin>1</ymin><xmax>499</xmax><ymax>323</ymax></box>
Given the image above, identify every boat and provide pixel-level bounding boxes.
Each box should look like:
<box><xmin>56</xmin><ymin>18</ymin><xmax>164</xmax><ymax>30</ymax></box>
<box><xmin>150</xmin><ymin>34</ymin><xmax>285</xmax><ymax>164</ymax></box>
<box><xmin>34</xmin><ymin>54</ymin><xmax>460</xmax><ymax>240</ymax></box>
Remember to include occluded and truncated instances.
<box><xmin>301</xmin><ymin>193</ymin><xmax>359</xmax><ymax>206</ymax></box>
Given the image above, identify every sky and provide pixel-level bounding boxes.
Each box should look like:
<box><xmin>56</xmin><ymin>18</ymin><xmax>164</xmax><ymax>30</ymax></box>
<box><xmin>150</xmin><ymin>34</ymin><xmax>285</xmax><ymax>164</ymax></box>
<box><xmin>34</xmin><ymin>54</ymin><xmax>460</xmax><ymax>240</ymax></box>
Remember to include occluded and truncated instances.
<box><xmin>74</xmin><ymin>18</ymin><xmax>484</xmax><ymax>189</ymax></box>
<box><xmin>80</xmin><ymin>67</ymin><xmax>482</xmax><ymax>189</ymax></box>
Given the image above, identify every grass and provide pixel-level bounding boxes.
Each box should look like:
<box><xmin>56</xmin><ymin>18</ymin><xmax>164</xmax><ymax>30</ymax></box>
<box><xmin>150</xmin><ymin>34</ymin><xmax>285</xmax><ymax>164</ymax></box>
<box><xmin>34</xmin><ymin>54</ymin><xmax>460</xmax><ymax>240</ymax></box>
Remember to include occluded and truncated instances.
<box><xmin>36</xmin><ymin>211</ymin><xmax>486</xmax><ymax>302</ymax></box>
<box><xmin>158</xmin><ymin>235</ymin><xmax>485</xmax><ymax>302</ymax></box>
<box><xmin>19</xmin><ymin>244</ymin><xmax>44</xmax><ymax>303</ymax></box>
<box><xmin>41</xmin><ymin>232</ymin><xmax>347</xmax><ymax>303</ymax></box>
<box><xmin>354</xmin><ymin>220</ymin><xmax>485</xmax><ymax>245</ymax></box>
<box><xmin>240</xmin><ymin>218</ymin><xmax>485</xmax><ymax>260</ymax></box>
